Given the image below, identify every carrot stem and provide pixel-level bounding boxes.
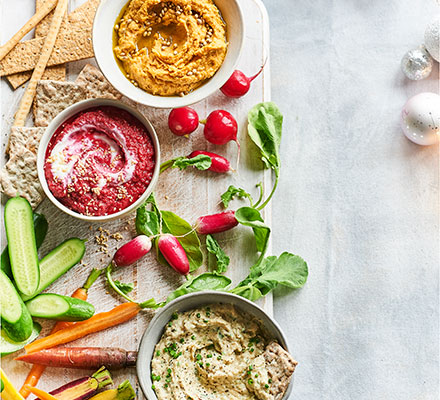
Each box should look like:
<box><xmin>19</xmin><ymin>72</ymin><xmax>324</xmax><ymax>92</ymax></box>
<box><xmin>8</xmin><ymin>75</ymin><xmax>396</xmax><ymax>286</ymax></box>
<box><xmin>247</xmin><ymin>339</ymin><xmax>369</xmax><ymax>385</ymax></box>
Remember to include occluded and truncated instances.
<box><xmin>83</xmin><ymin>268</ymin><xmax>102</xmax><ymax>290</ymax></box>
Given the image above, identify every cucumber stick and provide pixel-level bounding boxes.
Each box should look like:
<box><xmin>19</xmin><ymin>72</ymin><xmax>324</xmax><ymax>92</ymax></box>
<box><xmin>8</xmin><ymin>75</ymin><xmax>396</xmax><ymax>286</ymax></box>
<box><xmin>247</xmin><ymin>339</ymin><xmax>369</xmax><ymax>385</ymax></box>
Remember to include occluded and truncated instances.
<box><xmin>21</xmin><ymin>238</ymin><xmax>85</xmax><ymax>302</ymax></box>
<box><xmin>4</xmin><ymin>197</ymin><xmax>40</xmax><ymax>297</ymax></box>
<box><xmin>26</xmin><ymin>294</ymin><xmax>95</xmax><ymax>321</ymax></box>
<box><xmin>1</xmin><ymin>213</ymin><xmax>48</xmax><ymax>279</ymax></box>
<box><xmin>1</xmin><ymin>322</ymin><xmax>41</xmax><ymax>357</ymax></box>
<box><xmin>0</xmin><ymin>270</ymin><xmax>33</xmax><ymax>342</ymax></box>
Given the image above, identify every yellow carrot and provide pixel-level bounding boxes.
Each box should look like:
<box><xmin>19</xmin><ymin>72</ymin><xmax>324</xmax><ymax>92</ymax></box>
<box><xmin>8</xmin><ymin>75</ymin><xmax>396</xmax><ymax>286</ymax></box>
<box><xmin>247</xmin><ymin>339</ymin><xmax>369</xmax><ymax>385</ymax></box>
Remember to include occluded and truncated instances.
<box><xmin>1</xmin><ymin>369</ymin><xmax>25</xmax><ymax>400</ymax></box>
<box><xmin>23</xmin><ymin>385</ymin><xmax>59</xmax><ymax>400</ymax></box>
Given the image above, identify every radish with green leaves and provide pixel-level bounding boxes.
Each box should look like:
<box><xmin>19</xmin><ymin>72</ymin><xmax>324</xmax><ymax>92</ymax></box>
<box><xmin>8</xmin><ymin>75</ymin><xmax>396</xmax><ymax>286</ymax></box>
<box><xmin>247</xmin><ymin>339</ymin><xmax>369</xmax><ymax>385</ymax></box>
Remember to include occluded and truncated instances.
<box><xmin>189</xmin><ymin>151</ymin><xmax>232</xmax><ymax>173</ymax></box>
<box><xmin>157</xmin><ymin>234</ymin><xmax>190</xmax><ymax>275</ymax></box>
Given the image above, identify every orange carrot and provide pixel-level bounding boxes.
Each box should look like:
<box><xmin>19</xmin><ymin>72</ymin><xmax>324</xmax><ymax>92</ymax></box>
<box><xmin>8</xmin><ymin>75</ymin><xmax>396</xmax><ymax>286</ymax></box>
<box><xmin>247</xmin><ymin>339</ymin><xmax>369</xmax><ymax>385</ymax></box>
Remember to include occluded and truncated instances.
<box><xmin>23</xmin><ymin>385</ymin><xmax>59</xmax><ymax>400</ymax></box>
<box><xmin>25</xmin><ymin>302</ymin><xmax>142</xmax><ymax>354</ymax></box>
<box><xmin>19</xmin><ymin>269</ymin><xmax>102</xmax><ymax>398</ymax></box>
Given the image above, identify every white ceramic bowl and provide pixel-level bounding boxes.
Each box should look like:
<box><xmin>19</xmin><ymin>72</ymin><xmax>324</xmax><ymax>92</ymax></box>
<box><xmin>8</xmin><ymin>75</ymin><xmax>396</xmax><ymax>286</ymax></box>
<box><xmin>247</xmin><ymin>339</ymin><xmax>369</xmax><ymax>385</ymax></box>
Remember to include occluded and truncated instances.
<box><xmin>37</xmin><ymin>98</ymin><xmax>161</xmax><ymax>222</ymax></box>
<box><xmin>137</xmin><ymin>291</ymin><xmax>294</xmax><ymax>400</ymax></box>
<box><xmin>93</xmin><ymin>0</ymin><xmax>244</xmax><ymax>108</ymax></box>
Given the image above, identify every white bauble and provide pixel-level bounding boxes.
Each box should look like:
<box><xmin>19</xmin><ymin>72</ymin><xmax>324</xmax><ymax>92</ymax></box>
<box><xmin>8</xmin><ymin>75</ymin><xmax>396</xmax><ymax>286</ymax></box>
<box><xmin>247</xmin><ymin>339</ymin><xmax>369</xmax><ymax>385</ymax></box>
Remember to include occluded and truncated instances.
<box><xmin>401</xmin><ymin>92</ymin><xmax>440</xmax><ymax>145</ymax></box>
<box><xmin>424</xmin><ymin>15</ymin><xmax>440</xmax><ymax>62</ymax></box>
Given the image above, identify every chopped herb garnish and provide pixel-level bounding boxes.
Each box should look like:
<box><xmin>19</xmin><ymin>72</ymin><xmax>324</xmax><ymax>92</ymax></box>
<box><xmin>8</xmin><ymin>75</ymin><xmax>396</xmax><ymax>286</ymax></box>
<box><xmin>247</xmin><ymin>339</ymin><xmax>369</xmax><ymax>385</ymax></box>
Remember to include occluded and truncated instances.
<box><xmin>180</xmin><ymin>338</ymin><xmax>185</xmax><ymax>343</ymax></box>
<box><xmin>206</xmin><ymin>312</ymin><xmax>211</xmax><ymax>317</ymax></box>
<box><xmin>164</xmin><ymin>384</ymin><xmax>168</xmax><ymax>388</ymax></box>
<box><xmin>152</xmin><ymin>385</ymin><xmax>156</xmax><ymax>390</ymax></box>
<box><xmin>265</xmin><ymin>384</ymin><xmax>269</xmax><ymax>389</ymax></box>
<box><xmin>196</xmin><ymin>354</ymin><xmax>202</xmax><ymax>361</ymax></box>
<box><xmin>172</xmin><ymin>312</ymin><xmax>179</xmax><ymax>320</ymax></box>
<box><xmin>203</xmin><ymin>319</ymin><xmax>209</xmax><ymax>323</ymax></box>
<box><xmin>156</xmin><ymin>350</ymin><xmax>160</xmax><ymax>356</ymax></box>
<box><xmin>207</xmin><ymin>354</ymin><xmax>213</xmax><ymax>358</ymax></box>
<box><xmin>255</xmin><ymin>374</ymin><xmax>259</xmax><ymax>378</ymax></box>
<box><xmin>250</xmin><ymin>348</ymin><xmax>254</xmax><ymax>353</ymax></box>
<box><xmin>268</xmin><ymin>379</ymin><xmax>272</xmax><ymax>383</ymax></box>
<box><xmin>191</xmin><ymin>335</ymin><xmax>196</xmax><ymax>340</ymax></box>
<box><xmin>206</xmin><ymin>363</ymin><xmax>210</xmax><ymax>367</ymax></box>
<box><xmin>248</xmin><ymin>379</ymin><xmax>254</xmax><ymax>385</ymax></box>
<box><xmin>165</xmin><ymin>378</ymin><xmax>171</xmax><ymax>383</ymax></box>
<box><xmin>217</xmin><ymin>355</ymin><xmax>222</xmax><ymax>360</ymax></box>
<box><xmin>196</xmin><ymin>313</ymin><xmax>201</xmax><ymax>318</ymax></box>
<box><xmin>168</xmin><ymin>322</ymin><xmax>172</xmax><ymax>327</ymax></box>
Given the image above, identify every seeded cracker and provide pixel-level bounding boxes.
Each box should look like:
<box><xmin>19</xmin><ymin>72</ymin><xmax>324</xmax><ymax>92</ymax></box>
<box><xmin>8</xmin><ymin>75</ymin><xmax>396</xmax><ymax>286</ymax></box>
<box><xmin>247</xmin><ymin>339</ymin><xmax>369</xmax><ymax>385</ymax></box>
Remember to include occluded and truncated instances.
<box><xmin>14</xmin><ymin>0</ymin><xmax>69</xmax><ymax>127</ymax></box>
<box><xmin>75</xmin><ymin>64</ymin><xmax>122</xmax><ymax>100</ymax></box>
<box><xmin>33</xmin><ymin>80</ymin><xmax>88</xmax><ymax>127</ymax></box>
<box><xmin>0</xmin><ymin>0</ymin><xmax>99</xmax><ymax>77</ymax></box>
<box><xmin>7</xmin><ymin>127</ymin><xmax>45</xmax><ymax>155</ymax></box>
<box><xmin>0</xmin><ymin>0</ymin><xmax>57</xmax><ymax>61</ymax></box>
<box><xmin>0</xmin><ymin>147</ymin><xmax>43</xmax><ymax>209</ymax></box>
<box><xmin>6</xmin><ymin>0</ymin><xmax>67</xmax><ymax>89</ymax></box>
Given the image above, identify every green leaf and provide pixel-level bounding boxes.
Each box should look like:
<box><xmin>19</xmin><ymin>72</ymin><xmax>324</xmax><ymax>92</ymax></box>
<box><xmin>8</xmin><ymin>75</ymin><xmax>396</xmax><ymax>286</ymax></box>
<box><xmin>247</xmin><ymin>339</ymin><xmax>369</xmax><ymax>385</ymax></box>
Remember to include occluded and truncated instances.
<box><xmin>172</xmin><ymin>155</ymin><xmax>212</xmax><ymax>171</ymax></box>
<box><xmin>247</xmin><ymin>102</ymin><xmax>283</xmax><ymax>173</ymax></box>
<box><xmin>159</xmin><ymin>211</ymin><xmax>203</xmax><ymax>272</ymax></box>
<box><xmin>205</xmin><ymin>235</ymin><xmax>230</xmax><ymax>274</ymax></box>
<box><xmin>113</xmin><ymin>280</ymin><xmax>134</xmax><ymax>294</ymax></box>
<box><xmin>235</xmin><ymin>207</ymin><xmax>270</xmax><ymax>255</ymax></box>
<box><xmin>164</xmin><ymin>272</ymin><xmax>232</xmax><ymax>304</ymax></box>
<box><xmin>230</xmin><ymin>285</ymin><xmax>263</xmax><ymax>301</ymax></box>
<box><xmin>136</xmin><ymin>202</ymin><xmax>160</xmax><ymax>237</ymax></box>
<box><xmin>255</xmin><ymin>252</ymin><xmax>308</xmax><ymax>289</ymax></box>
<box><xmin>220</xmin><ymin>185</ymin><xmax>253</xmax><ymax>208</ymax></box>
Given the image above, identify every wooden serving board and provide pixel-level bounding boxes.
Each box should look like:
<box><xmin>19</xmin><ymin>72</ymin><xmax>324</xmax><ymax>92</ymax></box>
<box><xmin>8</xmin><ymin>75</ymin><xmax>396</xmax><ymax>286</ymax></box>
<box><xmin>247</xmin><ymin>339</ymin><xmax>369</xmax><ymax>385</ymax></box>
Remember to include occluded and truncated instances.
<box><xmin>1</xmin><ymin>0</ymin><xmax>271</xmax><ymax>396</ymax></box>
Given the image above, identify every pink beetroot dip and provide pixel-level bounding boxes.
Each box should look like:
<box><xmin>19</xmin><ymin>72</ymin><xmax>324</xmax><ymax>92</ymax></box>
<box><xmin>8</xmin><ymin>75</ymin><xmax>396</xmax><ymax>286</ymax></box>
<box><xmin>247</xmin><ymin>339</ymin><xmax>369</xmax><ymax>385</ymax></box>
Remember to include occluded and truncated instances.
<box><xmin>44</xmin><ymin>106</ymin><xmax>155</xmax><ymax>216</ymax></box>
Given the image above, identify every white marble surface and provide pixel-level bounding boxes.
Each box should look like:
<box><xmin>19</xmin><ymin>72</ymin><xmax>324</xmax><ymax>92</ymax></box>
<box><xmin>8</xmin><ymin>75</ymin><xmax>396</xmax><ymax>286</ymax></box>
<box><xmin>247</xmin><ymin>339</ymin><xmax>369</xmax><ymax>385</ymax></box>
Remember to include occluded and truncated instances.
<box><xmin>264</xmin><ymin>0</ymin><xmax>439</xmax><ymax>398</ymax></box>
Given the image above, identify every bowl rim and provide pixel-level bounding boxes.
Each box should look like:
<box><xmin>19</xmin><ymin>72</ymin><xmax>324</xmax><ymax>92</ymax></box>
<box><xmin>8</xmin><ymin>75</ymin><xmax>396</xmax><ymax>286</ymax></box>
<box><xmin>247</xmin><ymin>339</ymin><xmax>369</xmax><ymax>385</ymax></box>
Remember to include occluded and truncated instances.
<box><xmin>92</xmin><ymin>0</ymin><xmax>245</xmax><ymax>108</ymax></box>
<box><xmin>136</xmin><ymin>290</ymin><xmax>293</xmax><ymax>400</ymax></box>
<box><xmin>36</xmin><ymin>98</ymin><xmax>161</xmax><ymax>222</ymax></box>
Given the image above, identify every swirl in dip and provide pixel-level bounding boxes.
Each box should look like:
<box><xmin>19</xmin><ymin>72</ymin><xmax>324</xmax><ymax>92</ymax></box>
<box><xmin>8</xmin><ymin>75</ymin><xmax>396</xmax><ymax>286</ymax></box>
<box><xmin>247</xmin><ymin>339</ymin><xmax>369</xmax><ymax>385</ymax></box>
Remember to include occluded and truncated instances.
<box><xmin>151</xmin><ymin>304</ymin><xmax>297</xmax><ymax>400</ymax></box>
<box><xmin>113</xmin><ymin>0</ymin><xmax>227</xmax><ymax>96</ymax></box>
<box><xmin>44</xmin><ymin>106</ymin><xmax>155</xmax><ymax>217</ymax></box>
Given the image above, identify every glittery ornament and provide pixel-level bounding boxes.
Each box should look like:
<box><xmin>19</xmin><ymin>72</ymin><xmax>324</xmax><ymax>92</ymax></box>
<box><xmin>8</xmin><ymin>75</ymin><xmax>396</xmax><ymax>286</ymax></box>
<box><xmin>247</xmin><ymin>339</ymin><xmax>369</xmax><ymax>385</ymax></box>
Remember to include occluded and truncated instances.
<box><xmin>424</xmin><ymin>15</ymin><xmax>440</xmax><ymax>62</ymax></box>
<box><xmin>401</xmin><ymin>92</ymin><xmax>440</xmax><ymax>146</ymax></box>
<box><xmin>401</xmin><ymin>46</ymin><xmax>433</xmax><ymax>80</ymax></box>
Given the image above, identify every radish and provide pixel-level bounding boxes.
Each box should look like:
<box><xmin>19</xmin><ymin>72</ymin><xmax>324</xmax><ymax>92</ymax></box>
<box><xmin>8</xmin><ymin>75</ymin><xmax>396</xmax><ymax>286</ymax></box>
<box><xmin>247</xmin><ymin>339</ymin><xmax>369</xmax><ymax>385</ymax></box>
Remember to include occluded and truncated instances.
<box><xmin>220</xmin><ymin>63</ymin><xmax>266</xmax><ymax>98</ymax></box>
<box><xmin>195</xmin><ymin>211</ymin><xmax>238</xmax><ymax>235</ymax></box>
<box><xmin>168</xmin><ymin>107</ymin><xmax>199</xmax><ymax>136</ymax></box>
<box><xmin>189</xmin><ymin>151</ymin><xmax>232</xmax><ymax>173</ymax></box>
<box><xmin>112</xmin><ymin>235</ymin><xmax>152</xmax><ymax>267</ymax></box>
<box><xmin>157</xmin><ymin>234</ymin><xmax>190</xmax><ymax>275</ymax></box>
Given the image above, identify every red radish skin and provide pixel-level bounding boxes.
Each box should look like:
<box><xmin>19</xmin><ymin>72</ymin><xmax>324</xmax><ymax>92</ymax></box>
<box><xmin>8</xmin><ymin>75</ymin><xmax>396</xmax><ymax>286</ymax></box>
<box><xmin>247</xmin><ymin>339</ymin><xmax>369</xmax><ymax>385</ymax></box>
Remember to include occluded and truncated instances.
<box><xmin>16</xmin><ymin>347</ymin><xmax>137</xmax><ymax>370</ymax></box>
<box><xmin>203</xmin><ymin>110</ymin><xmax>238</xmax><ymax>145</ymax></box>
<box><xmin>157</xmin><ymin>234</ymin><xmax>190</xmax><ymax>275</ymax></box>
<box><xmin>220</xmin><ymin>63</ymin><xmax>266</xmax><ymax>98</ymax></box>
<box><xmin>189</xmin><ymin>151</ymin><xmax>232</xmax><ymax>173</ymax></box>
<box><xmin>113</xmin><ymin>235</ymin><xmax>152</xmax><ymax>267</ymax></box>
<box><xmin>168</xmin><ymin>107</ymin><xmax>199</xmax><ymax>136</ymax></box>
<box><xmin>196</xmin><ymin>211</ymin><xmax>238</xmax><ymax>235</ymax></box>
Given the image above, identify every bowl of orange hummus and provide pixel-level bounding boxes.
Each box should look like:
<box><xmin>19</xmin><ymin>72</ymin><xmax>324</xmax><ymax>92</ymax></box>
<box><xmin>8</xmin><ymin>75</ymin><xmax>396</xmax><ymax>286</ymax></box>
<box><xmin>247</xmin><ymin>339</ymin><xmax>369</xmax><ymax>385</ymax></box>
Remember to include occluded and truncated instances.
<box><xmin>93</xmin><ymin>0</ymin><xmax>244</xmax><ymax>108</ymax></box>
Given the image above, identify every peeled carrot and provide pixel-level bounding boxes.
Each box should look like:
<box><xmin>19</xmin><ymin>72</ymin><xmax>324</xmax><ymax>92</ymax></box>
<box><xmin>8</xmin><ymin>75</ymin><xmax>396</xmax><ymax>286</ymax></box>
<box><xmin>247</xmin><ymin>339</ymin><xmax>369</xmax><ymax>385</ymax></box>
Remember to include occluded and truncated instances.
<box><xmin>16</xmin><ymin>347</ymin><xmax>137</xmax><ymax>370</ymax></box>
<box><xmin>19</xmin><ymin>269</ymin><xmax>102</xmax><ymax>398</ymax></box>
<box><xmin>23</xmin><ymin>386</ymin><xmax>59</xmax><ymax>400</ymax></box>
<box><xmin>25</xmin><ymin>302</ymin><xmax>142</xmax><ymax>354</ymax></box>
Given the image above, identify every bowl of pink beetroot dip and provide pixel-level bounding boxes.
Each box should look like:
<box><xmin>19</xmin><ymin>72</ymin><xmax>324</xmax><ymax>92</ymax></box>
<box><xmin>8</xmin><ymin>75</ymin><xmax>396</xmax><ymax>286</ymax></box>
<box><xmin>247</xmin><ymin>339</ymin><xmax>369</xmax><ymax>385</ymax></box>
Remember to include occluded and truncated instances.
<box><xmin>37</xmin><ymin>99</ymin><xmax>160</xmax><ymax>221</ymax></box>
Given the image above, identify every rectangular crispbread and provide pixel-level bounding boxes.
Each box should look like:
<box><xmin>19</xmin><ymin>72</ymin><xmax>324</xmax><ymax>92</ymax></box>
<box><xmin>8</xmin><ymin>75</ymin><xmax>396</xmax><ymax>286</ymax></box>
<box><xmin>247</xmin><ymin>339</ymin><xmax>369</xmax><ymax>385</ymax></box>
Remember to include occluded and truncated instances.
<box><xmin>0</xmin><ymin>146</ymin><xmax>44</xmax><ymax>209</ymax></box>
<box><xmin>0</xmin><ymin>0</ymin><xmax>99</xmax><ymax>77</ymax></box>
<box><xmin>6</xmin><ymin>0</ymin><xmax>67</xmax><ymax>89</ymax></box>
<box><xmin>14</xmin><ymin>0</ymin><xmax>69</xmax><ymax>127</ymax></box>
<box><xmin>33</xmin><ymin>80</ymin><xmax>88</xmax><ymax>127</ymax></box>
<box><xmin>7</xmin><ymin>127</ymin><xmax>45</xmax><ymax>155</ymax></box>
<box><xmin>75</xmin><ymin>64</ymin><xmax>122</xmax><ymax>100</ymax></box>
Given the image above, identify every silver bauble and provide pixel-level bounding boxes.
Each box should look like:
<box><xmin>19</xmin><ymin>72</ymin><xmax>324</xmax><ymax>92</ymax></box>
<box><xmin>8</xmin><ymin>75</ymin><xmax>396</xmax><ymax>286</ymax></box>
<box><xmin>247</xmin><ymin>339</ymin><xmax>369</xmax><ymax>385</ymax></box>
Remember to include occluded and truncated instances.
<box><xmin>401</xmin><ymin>46</ymin><xmax>433</xmax><ymax>80</ymax></box>
<box><xmin>424</xmin><ymin>15</ymin><xmax>440</xmax><ymax>62</ymax></box>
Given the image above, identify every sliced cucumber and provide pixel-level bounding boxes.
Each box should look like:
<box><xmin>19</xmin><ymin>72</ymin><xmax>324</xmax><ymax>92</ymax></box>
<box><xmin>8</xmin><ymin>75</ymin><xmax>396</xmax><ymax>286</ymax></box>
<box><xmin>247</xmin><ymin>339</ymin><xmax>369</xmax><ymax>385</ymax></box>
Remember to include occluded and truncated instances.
<box><xmin>1</xmin><ymin>322</ymin><xmax>41</xmax><ymax>357</ymax></box>
<box><xmin>26</xmin><ymin>294</ymin><xmax>95</xmax><ymax>321</ymax></box>
<box><xmin>0</xmin><ymin>270</ymin><xmax>33</xmax><ymax>342</ymax></box>
<box><xmin>4</xmin><ymin>197</ymin><xmax>40</xmax><ymax>296</ymax></box>
<box><xmin>21</xmin><ymin>238</ymin><xmax>85</xmax><ymax>302</ymax></box>
<box><xmin>1</xmin><ymin>213</ymin><xmax>48</xmax><ymax>279</ymax></box>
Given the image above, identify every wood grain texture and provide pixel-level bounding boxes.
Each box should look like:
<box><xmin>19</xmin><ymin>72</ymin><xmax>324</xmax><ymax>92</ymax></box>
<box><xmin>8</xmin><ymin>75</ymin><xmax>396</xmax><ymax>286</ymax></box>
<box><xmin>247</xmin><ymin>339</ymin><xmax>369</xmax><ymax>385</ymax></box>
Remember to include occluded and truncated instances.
<box><xmin>1</xmin><ymin>0</ymin><xmax>271</xmax><ymax>396</ymax></box>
